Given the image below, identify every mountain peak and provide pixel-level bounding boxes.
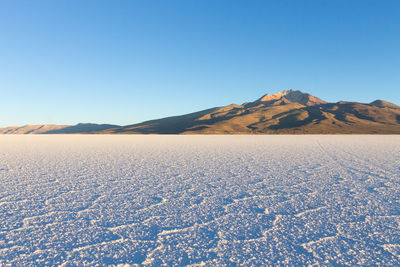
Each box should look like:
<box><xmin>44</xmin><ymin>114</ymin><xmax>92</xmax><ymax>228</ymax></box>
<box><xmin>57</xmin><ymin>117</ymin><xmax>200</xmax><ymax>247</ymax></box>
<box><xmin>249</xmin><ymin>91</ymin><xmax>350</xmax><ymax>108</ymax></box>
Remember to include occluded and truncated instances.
<box><xmin>257</xmin><ymin>89</ymin><xmax>326</xmax><ymax>106</ymax></box>
<box><xmin>258</xmin><ymin>89</ymin><xmax>294</xmax><ymax>102</ymax></box>
<box><xmin>370</xmin><ymin>99</ymin><xmax>400</xmax><ymax>109</ymax></box>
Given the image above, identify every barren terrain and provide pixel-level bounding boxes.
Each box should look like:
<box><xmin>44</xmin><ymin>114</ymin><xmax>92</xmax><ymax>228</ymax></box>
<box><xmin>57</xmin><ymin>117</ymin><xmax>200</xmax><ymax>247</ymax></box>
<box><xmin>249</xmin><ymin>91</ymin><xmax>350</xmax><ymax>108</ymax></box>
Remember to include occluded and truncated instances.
<box><xmin>0</xmin><ymin>135</ymin><xmax>399</xmax><ymax>265</ymax></box>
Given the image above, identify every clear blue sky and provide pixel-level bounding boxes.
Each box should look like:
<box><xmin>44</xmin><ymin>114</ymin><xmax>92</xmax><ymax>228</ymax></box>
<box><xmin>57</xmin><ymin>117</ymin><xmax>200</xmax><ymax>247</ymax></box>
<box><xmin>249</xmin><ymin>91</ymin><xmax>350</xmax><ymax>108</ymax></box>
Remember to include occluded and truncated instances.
<box><xmin>1</xmin><ymin>0</ymin><xmax>399</xmax><ymax>126</ymax></box>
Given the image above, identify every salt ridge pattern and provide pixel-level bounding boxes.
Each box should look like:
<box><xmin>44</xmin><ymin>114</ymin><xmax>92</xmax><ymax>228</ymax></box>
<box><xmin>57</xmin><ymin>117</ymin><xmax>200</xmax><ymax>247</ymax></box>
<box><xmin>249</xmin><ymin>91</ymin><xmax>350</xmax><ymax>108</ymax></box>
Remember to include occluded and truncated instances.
<box><xmin>0</xmin><ymin>135</ymin><xmax>399</xmax><ymax>265</ymax></box>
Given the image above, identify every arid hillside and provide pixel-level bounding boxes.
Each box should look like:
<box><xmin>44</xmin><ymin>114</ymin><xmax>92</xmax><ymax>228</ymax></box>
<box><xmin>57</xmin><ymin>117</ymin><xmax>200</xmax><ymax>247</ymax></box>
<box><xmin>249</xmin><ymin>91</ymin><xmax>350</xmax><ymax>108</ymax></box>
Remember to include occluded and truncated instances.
<box><xmin>2</xmin><ymin>90</ymin><xmax>400</xmax><ymax>134</ymax></box>
<box><xmin>99</xmin><ymin>90</ymin><xmax>400</xmax><ymax>134</ymax></box>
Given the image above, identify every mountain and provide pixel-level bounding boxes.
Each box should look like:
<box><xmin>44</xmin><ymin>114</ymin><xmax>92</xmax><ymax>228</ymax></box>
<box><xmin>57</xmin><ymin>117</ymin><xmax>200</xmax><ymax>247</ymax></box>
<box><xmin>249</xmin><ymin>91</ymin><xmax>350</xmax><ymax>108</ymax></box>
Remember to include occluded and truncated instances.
<box><xmin>256</xmin><ymin>89</ymin><xmax>327</xmax><ymax>106</ymax></box>
<box><xmin>1</xmin><ymin>90</ymin><xmax>399</xmax><ymax>134</ymax></box>
<box><xmin>42</xmin><ymin>123</ymin><xmax>119</xmax><ymax>134</ymax></box>
<box><xmin>0</xmin><ymin>123</ymin><xmax>119</xmax><ymax>134</ymax></box>
<box><xmin>0</xmin><ymin>125</ymin><xmax>69</xmax><ymax>134</ymax></box>
<box><xmin>370</xmin><ymin>99</ymin><xmax>400</xmax><ymax>109</ymax></box>
<box><xmin>98</xmin><ymin>89</ymin><xmax>400</xmax><ymax>134</ymax></box>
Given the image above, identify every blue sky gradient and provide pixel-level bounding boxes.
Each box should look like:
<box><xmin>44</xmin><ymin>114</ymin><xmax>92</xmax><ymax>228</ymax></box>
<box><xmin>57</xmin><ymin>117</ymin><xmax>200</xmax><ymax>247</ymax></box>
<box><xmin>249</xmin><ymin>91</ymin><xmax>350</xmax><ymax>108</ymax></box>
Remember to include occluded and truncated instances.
<box><xmin>1</xmin><ymin>0</ymin><xmax>399</xmax><ymax>126</ymax></box>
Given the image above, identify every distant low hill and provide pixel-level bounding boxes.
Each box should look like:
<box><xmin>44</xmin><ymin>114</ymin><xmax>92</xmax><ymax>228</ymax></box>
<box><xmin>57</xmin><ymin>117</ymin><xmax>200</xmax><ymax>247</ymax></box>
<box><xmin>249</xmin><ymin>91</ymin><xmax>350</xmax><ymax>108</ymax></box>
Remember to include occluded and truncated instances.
<box><xmin>1</xmin><ymin>90</ymin><xmax>400</xmax><ymax>134</ymax></box>
<box><xmin>43</xmin><ymin>123</ymin><xmax>119</xmax><ymax>134</ymax></box>
<box><xmin>0</xmin><ymin>123</ymin><xmax>119</xmax><ymax>134</ymax></box>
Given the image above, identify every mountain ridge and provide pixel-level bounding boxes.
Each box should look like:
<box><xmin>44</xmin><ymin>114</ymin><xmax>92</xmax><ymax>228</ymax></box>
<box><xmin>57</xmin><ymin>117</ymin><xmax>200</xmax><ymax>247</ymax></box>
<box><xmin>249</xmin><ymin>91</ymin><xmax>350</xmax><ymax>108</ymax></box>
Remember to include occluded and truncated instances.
<box><xmin>1</xmin><ymin>90</ymin><xmax>400</xmax><ymax>134</ymax></box>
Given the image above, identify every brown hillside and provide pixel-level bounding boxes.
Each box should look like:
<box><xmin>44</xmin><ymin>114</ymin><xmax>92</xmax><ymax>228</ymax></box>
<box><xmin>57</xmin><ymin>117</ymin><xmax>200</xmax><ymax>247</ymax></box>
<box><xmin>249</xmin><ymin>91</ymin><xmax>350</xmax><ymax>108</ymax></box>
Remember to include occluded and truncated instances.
<box><xmin>99</xmin><ymin>90</ymin><xmax>400</xmax><ymax>134</ymax></box>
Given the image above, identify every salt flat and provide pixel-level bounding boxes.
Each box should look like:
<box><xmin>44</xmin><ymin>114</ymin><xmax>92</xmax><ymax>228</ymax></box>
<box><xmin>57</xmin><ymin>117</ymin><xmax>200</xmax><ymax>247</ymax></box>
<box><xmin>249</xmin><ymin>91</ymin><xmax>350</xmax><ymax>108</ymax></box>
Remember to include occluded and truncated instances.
<box><xmin>0</xmin><ymin>135</ymin><xmax>399</xmax><ymax>266</ymax></box>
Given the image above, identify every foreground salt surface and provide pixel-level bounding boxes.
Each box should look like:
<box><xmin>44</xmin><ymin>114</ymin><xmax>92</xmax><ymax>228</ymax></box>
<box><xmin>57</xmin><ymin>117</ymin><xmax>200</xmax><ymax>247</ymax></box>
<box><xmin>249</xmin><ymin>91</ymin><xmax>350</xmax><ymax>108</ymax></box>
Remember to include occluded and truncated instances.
<box><xmin>0</xmin><ymin>135</ymin><xmax>399</xmax><ymax>265</ymax></box>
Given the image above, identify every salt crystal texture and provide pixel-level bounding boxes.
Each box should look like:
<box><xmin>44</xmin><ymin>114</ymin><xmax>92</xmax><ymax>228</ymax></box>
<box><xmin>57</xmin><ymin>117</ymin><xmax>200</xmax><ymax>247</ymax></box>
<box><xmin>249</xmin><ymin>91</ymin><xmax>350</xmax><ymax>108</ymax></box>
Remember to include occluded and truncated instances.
<box><xmin>0</xmin><ymin>135</ymin><xmax>399</xmax><ymax>265</ymax></box>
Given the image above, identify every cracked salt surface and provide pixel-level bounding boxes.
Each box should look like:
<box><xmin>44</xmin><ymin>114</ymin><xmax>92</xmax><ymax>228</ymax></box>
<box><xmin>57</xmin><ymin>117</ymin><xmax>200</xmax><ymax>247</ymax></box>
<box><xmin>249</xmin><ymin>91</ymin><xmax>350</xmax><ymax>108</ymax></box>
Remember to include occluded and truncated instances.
<box><xmin>0</xmin><ymin>135</ymin><xmax>399</xmax><ymax>265</ymax></box>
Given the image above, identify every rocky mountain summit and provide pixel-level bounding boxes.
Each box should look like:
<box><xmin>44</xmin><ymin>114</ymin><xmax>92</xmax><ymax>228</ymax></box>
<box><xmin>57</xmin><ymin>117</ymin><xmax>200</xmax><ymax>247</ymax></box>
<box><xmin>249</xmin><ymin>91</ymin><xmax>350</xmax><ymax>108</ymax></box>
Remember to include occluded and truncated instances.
<box><xmin>257</xmin><ymin>89</ymin><xmax>326</xmax><ymax>106</ymax></box>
